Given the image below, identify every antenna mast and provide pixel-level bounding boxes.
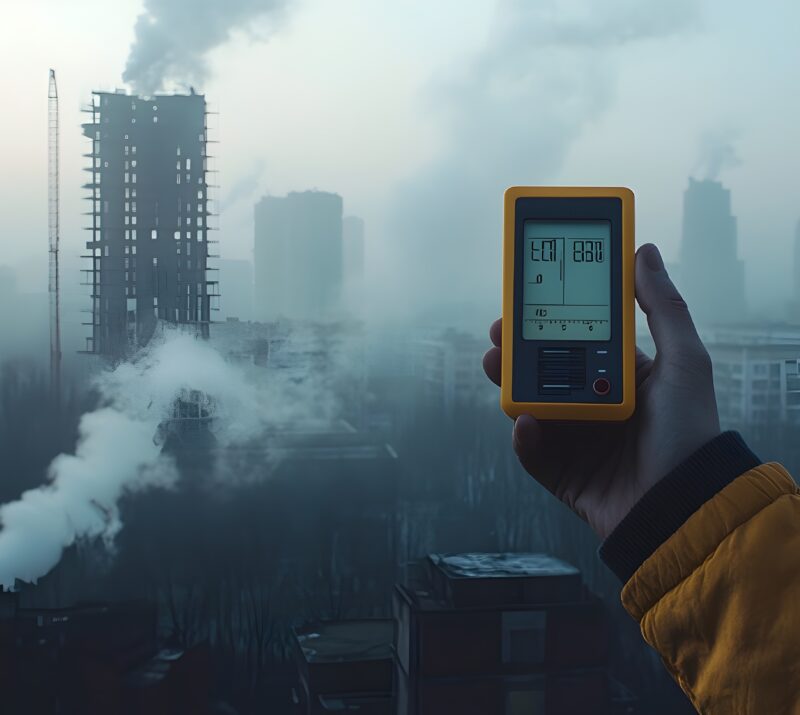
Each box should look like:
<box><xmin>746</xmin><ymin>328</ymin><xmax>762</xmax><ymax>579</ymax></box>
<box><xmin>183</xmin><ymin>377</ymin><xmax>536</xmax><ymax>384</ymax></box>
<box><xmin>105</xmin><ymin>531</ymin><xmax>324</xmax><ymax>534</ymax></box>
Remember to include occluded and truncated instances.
<box><xmin>48</xmin><ymin>69</ymin><xmax>62</xmax><ymax>405</ymax></box>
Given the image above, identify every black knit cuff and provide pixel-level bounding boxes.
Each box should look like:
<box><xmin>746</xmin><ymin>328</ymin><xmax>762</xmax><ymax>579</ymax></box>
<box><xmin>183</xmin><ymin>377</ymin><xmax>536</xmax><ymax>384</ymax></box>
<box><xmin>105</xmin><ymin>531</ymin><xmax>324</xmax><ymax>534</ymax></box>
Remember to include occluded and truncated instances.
<box><xmin>599</xmin><ymin>431</ymin><xmax>760</xmax><ymax>584</ymax></box>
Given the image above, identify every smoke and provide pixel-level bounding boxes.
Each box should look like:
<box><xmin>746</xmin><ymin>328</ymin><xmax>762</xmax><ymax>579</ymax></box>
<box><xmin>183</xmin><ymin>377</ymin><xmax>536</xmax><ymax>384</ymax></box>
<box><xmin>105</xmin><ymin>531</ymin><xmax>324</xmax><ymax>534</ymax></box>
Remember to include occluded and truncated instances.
<box><xmin>694</xmin><ymin>130</ymin><xmax>741</xmax><ymax>181</ymax></box>
<box><xmin>123</xmin><ymin>0</ymin><xmax>290</xmax><ymax>95</ymax></box>
<box><xmin>220</xmin><ymin>158</ymin><xmax>267</xmax><ymax>212</ymax></box>
<box><xmin>381</xmin><ymin>0</ymin><xmax>699</xmax><ymax>324</ymax></box>
<box><xmin>0</xmin><ymin>327</ymin><xmax>342</xmax><ymax>588</ymax></box>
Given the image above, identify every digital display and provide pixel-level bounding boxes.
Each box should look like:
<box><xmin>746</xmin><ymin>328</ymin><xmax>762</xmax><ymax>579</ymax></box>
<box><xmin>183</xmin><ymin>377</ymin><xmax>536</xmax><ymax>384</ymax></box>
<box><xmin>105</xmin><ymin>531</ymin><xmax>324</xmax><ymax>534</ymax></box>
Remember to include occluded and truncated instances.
<box><xmin>522</xmin><ymin>221</ymin><xmax>610</xmax><ymax>341</ymax></box>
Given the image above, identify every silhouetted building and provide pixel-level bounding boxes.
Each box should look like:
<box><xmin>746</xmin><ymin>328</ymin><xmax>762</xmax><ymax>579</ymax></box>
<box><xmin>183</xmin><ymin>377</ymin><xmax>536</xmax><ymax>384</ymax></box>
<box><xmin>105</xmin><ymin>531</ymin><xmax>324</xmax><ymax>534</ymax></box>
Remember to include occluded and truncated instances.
<box><xmin>82</xmin><ymin>91</ymin><xmax>217</xmax><ymax>358</ymax></box>
<box><xmin>254</xmin><ymin>191</ymin><xmax>343</xmax><ymax>322</ymax></box>
<box><xmin>699</xmin><ymin>325</ymin><xmax>800</xmax><ymax>426</ymax></box>
<box><xmin>794</xmin><ymin>220</ymin><xmax>800</xmax><ymax>307</ymax></box>
<box><xmin>412</xmin><ymin>329</ymin><xmax>495</xmax><ymax>411</ymax></box>
<box><xmin>393</xmin><ymin>553</ymin><xmax>634</xmax><ymax>715</ymax></box>
<box><xmin>0</xmin><ymin>594</ymin><xmax>212</xmax><ymax>715</ymax></box>
<box><xmin>679</xmin><ymin>178</ymin><xmax>745</xmax><ymax>325</ymax></box>
<box><xmin>291</xmin><ymin>620</ymin><xmax>394</xmax><ymax>713</ymax></box>
<box><xmin>342</xmin><ymin>215</ymin><xmax>365</xmax><ymax>315</ymax></box>
<box><xmin>218</xmin><ymin>258</ymin><xmax>253</xmax><ymax>320</ymax></box>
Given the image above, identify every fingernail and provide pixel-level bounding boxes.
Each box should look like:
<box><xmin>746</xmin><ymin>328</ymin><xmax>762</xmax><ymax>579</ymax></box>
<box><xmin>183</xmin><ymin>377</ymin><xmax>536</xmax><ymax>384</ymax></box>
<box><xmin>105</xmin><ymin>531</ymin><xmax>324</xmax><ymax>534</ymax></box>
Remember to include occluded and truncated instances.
<box><xmin>642</xmin><ymin>244</ymin><xmax>664</xmax><ymax>271</ymax></box>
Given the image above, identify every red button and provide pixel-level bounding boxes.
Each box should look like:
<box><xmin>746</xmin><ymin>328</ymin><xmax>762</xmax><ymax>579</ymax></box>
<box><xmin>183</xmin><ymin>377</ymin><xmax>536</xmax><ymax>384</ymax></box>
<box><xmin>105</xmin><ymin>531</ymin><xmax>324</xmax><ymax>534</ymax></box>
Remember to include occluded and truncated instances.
<box><xmin>593</xmin><ymin>378</ymin><xmax>611</xmax><ymax>396</ymax></box>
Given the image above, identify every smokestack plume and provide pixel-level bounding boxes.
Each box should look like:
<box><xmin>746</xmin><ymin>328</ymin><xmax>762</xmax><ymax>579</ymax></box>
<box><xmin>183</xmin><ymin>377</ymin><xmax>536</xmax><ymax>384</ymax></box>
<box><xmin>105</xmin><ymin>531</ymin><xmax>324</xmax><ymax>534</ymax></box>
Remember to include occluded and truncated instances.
<box><xmin>123</xmin><ymin>0</ymin><xmax>289</xmax><ymax>95</ymax></box>
<box><xmin>0</xmin><ymin>328</ymin><xmax>341</xmax><ymax>589</ymax></box>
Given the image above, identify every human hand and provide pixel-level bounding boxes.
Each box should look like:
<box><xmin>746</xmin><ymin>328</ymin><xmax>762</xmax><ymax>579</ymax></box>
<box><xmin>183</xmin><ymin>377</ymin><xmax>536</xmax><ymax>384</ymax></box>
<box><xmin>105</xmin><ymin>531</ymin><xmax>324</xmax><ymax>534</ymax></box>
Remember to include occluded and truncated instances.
<box><xmin>483</xmin><ymin>243</ymin><xmax>721</xmax><ymax>539</ymax></box>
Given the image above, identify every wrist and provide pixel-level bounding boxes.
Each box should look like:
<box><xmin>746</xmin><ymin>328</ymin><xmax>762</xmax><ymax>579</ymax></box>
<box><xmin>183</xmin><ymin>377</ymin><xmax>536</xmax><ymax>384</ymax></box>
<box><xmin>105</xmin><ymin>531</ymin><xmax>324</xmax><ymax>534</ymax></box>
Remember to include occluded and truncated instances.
<box><xmin>599</xmin><ymin>431</ymin><xmax>760</xmax><ymax>583</ymax></box>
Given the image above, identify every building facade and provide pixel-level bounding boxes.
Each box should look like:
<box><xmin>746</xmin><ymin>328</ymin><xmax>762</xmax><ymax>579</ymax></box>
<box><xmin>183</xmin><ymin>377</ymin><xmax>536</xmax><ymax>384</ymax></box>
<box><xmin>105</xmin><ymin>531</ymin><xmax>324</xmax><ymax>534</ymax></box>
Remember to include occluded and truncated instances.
<box><xmin>82</xmin><ymin>91</ymin><xmax>217</xmax><ymax>358</ymax></box>
<box><xmin>254</xmin><ymin>191</ymin><xmax>343</xmax><ymax>322</ymax></box>
<box><xmin>679</xmin><ymin>178</ymin><xmax>746</xmax><ymax>326</ymax></box>
<box><xmin>342</xmin><ymin>215</ymin><xmax>365</xmax><ymax>315</ymax></box>
<box><xmin>699</xmin><ymin>325</ymin><xmax>800</xmax><ymax>427</ymax></box>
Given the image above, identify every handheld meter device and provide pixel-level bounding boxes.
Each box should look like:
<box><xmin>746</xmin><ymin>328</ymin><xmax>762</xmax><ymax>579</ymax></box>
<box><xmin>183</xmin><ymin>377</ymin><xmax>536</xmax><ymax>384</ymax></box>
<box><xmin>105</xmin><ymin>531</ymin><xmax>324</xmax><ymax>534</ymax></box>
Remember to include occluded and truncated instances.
<box><xmin>501</xmin><ymin>187</ymin><xmax>635</xmax><ymax>421</ymax></box>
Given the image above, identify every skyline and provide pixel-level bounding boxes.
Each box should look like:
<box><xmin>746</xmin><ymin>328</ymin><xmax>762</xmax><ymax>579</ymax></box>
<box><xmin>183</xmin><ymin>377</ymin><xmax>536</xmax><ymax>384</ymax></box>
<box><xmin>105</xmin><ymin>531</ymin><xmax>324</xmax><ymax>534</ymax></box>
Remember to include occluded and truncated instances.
<box><xmin>0</xmin><ymin>0</ymin><xmax>798</xmax><ymax>322</ymax></box>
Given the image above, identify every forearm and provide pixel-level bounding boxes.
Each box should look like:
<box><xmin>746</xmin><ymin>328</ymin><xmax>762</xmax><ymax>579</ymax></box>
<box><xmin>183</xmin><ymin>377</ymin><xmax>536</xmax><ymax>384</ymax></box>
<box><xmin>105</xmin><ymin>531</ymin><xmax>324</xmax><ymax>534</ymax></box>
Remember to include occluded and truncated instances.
<box><xmin>600</xmin><ymin>434</ymin><xmax>800</xmax><ymax>714</ymax></box>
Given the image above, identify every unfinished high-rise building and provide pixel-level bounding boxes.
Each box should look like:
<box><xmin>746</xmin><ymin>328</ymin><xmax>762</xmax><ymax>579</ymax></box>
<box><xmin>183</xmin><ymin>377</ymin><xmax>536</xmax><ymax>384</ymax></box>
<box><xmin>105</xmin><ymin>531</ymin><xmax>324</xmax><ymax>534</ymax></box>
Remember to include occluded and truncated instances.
<box><xmin>81</xmin><ymin>91</ymin><xmax>217</xmax><ymax>358</ymax></box>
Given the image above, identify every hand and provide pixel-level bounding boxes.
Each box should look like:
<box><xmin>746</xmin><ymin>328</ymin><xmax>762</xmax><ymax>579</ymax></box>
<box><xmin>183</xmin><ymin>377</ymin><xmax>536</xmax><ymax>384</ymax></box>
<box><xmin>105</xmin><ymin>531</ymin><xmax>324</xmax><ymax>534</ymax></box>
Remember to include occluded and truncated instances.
<box><xmin>483</xmin><ymin>243</ymin><xmax>721</xmax><ymax>539</ymax></box>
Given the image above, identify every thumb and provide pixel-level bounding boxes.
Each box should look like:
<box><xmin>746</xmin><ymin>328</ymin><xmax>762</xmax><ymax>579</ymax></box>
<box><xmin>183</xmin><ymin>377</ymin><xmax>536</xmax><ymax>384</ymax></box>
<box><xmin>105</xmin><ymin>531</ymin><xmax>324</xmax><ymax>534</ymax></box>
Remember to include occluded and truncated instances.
<box><xmin>635</xmin><ymin>243</ymin><xmax>709</xmax><ymax>370</ymax></box>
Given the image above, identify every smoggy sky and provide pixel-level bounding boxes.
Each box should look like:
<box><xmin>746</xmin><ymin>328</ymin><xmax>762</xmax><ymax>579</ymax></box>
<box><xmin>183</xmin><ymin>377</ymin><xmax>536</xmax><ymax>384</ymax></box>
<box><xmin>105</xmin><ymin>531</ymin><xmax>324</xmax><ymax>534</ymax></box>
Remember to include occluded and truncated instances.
<box><xmin>1</xmin><ymin>0</ymin><xmax>798</xmax><ymax>321</ymax></box>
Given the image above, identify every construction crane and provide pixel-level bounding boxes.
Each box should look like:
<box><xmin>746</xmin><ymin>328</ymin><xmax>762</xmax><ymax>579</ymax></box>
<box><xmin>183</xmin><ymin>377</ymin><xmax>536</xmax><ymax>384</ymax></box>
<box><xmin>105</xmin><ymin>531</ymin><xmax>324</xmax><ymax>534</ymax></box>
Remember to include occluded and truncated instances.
<box><xmin>48</xmin><ymin>69</ymin><xmax>61</xmax><ymax>405</ymax></box>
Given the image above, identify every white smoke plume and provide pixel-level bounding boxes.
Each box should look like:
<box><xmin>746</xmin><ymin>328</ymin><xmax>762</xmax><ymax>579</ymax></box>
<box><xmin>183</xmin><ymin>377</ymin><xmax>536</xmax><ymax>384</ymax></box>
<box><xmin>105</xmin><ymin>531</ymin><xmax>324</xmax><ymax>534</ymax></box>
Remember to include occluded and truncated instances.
<box><xmin>123</xmin><ymin>0</ymin><xmax>290</xmax><ymax>95</ymax></box>
<box><xmin>0</xmin><ymin>327</ymin><xmax>341</xmax><ymax>589</ymax></box>
<box><xmin>694</xmin><ymin>130</ymin><xmax>742</xmax><ymax>181</ymax></box>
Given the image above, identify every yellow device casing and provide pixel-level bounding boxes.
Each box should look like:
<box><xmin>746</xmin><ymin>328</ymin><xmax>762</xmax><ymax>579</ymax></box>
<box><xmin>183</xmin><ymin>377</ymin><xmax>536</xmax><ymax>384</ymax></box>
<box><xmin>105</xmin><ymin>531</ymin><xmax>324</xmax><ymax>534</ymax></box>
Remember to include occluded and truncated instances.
<box><xmin>501</xmin><ymin>186</ymin><xmax>635</xmax><ymax>421</ymax></box>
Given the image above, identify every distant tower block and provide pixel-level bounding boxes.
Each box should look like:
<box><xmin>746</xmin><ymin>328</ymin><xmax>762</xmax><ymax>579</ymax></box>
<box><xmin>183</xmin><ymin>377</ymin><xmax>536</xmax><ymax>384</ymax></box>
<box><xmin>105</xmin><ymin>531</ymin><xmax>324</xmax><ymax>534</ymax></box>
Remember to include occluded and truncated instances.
<box><xmin>679</xmin><ymin>178</ymin><xmax>746</xmax><ymax>325</ymax></box>
<box><xmin>254</xmin><ymin>191</ymin><xmax>343</xmax><ymax>322</ymax></box>
<box><xmin>81</xmin><ymin>91</ymin><xmax>219</xmax><ymax>359</ymax></box>
<box><xmin>342</xmin><ymin>215</ymin><xmax>365</xmax><ymax>315</ymax></box>
<box><xmin>794</xmin><ymin>220</ymin><xmax>800</xmax><ymax>306</ymax></box>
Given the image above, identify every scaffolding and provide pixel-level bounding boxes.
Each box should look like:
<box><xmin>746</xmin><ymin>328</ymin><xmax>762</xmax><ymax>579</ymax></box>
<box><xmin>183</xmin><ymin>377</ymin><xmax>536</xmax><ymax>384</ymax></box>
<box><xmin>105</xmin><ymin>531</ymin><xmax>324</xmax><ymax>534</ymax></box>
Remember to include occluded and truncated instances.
<box><xmin>79</xmin><ymin>90</ymin><xmax>219</xmax><ymax>358</ymax></box>
<box><xmin>48</xmin><ymin>69</ymin><xmax>62</xmax><ymax>403</ymax></box>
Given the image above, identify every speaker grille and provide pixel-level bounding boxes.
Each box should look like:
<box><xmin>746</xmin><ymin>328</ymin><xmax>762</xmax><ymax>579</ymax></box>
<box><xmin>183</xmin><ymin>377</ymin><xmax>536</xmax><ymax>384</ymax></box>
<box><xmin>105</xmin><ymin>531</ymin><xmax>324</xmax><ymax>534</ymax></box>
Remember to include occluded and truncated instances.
<box><xmin>538</xmin><ymin>348</ymin><xmax>586</xmax><ymax>394</ymax></box>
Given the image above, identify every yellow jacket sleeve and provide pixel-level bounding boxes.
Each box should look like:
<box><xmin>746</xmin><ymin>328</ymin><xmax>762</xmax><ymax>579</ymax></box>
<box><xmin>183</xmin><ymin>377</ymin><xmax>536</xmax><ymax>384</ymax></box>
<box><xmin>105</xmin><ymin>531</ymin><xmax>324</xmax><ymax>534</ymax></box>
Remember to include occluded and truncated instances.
<box><xmin>621</xmin><ymin>463</ymin><xmax>800</xmax><ymax>714</ymax></box>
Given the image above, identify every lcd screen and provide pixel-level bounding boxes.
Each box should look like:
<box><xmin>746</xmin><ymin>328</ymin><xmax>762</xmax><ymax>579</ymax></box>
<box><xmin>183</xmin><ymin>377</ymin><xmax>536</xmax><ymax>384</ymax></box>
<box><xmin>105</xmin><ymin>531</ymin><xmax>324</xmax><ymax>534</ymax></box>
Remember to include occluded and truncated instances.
<box><xmin>522</xmin><ymin>220</ymin><xmax>611</xmax><ymax>341</ymax></box>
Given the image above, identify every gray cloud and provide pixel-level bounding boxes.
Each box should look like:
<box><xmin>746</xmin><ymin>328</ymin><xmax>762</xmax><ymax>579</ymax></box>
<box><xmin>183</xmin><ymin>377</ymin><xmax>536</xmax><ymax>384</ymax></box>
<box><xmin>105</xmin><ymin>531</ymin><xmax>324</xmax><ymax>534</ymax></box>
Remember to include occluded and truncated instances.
<box><xmin>694</xmin><ymin>130</ymin><xmax>741</xmax><ymax>181</ymax></box>
<box><xmin>123</xmin><ymin>0</ymin><xmax>289</xmax><ymax>95</ymax></box>
<box><xmin>382</xmin><ymin>0</ymin><xmax>700</xmax><ymax>326</ymax></box>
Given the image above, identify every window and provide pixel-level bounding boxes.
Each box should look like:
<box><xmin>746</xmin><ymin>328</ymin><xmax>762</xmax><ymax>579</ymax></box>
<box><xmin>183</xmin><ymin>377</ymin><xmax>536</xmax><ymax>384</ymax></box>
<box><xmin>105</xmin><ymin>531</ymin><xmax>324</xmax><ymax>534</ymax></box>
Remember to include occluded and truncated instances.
<box><xmin>177</xmin><ymin>146</ymin><xmax>181</xmax><ymax>156</ymax></box>
<box><xmin>131</xmin><ymin>216</ymin><xmax>137</xmax><ymax>225</ymax></box>
<box><xmin>196</xmin><ymin>203</ymin><xmax>202</xmax><ymax>213</ymax></box>
<box><xmin>131</xmin><ymin>230</ymin><xmax>137</xmax><ymax>240</ymax></box>
<box><xmin>132</xmin><ymin>202</ymin><xmax>136</xmax><ymax>212</ymax></box>
<box><xmin>186</xmin><ymin>231</ymin><xmax>191</xmax><ymax>240</ymax></box>
<box><xmin>151</xmin><ymin>229</ymin><xmax>157</xmax><ymax>240</ymax></box>
<box><xmin>197</xmin><ymin>190</ymin><xmax>203</xmax><ymax>199</ymax></box>
<box><xmin>153</xmin><ymin>116</ymin><xmax>158</xmax><ymax>123</ymax></box>
<box><xmin>125</xmin><ymin>215</ymin><xmax>130</xmax><ymax>225</ymax></box>
<box><xmin>125</xmin><ymin>188</ymin><xmax>130</xmax><ymax>198</ymax></box>
<box><xmin>104</xmin><ymin>245</ymin><xmax>109</xmax><ymax>257</ymax></box>
<box><xmin>125</xmin><ymin>202</ymin><xmax>129</xmax><ymax>212</ymax></box>
<box><xmin>186</xmin><ymin>217</ymin><xmax>192</xmax><ymax>225</ymax></box>
<box><xmin>198</xmin><ymin>216</ymin><xmax>203</xmax><ymax>227</ymax></box>
<box><xmin>186</xmin><ymin>159</ymin><xmax>191</xmax><ymax>170</ymax></box>
<box><xmin>125</xmin><ymin>161</ymin><xmax>129</xmax><ymax>170</ymax></box>
<box><xmin>131</xmin><ymin>160</ymin><xmax>137</xmax><ymax>168</ymax></box>
<box><xmin>132</xmin><ymin>174</ymin><xmax>137</xmax><ymax>184</ymax></box>
<box><xmin>124</xmin><ymin>173</ymin><xmax>129</xmax><ymax>183</ymax></box>
<box><xmin>177</xmin><ymin>174</ymin><xmax>181</xmax><ymax>184</ymax></box>
<box><xmin>152</xmin><ymin>257</ymin><xmax>158</xmax><ymax>267</ymax></box>
<box><xmin>132</xmin><ymin>246</ymin><xmax>137</xmax><ymax>255</ymax></box>
<box><xmin>186</xmin><ymin>173</ymin><xmax>191</xmax><ymax>183</ymax></box>
<box><xmin>132</xmin><ymin>146</ymin><xmax>136</xmax><ymax>154</ymax></box>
